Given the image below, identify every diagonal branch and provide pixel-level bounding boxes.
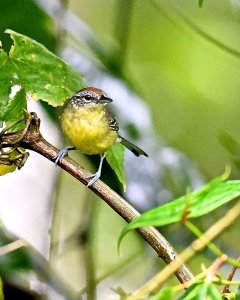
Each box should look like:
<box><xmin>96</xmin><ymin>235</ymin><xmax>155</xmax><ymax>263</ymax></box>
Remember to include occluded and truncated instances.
<box><xmin>1</xmin><ymin>112</ymin><xmax>193</xmax><ymax>285</ymax></box>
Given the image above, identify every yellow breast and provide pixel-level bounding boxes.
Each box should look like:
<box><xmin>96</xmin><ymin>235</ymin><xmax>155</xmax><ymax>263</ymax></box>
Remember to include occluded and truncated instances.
<box><xmin>60</xmin><ymin>104</ymin><xmax>118</xmax><ymax>155</ymax></box>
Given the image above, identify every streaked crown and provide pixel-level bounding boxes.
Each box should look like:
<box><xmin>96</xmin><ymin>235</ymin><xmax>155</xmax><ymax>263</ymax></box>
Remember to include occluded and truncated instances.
<box><xmin>69</xmin><ymin>87</ymin><xmax>113</xmax><ymax>107</ymax></box>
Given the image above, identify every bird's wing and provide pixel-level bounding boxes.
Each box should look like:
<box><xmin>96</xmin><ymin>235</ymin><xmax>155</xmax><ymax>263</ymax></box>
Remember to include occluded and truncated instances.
<box><xmin>105</xmin><ymin>108</ymin><xmax>119</xmax><ymax>132</ymax></box>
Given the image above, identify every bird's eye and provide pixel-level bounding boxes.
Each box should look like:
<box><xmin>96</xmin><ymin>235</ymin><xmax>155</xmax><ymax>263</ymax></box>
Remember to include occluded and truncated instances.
<box><xmin>84</xmin><ymin>95</ymin><xmax>92</xmax><ymax>102</ymax></box>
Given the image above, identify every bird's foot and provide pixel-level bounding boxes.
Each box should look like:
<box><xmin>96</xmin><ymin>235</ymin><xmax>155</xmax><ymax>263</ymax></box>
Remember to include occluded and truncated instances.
<box><xmin>86</xmin><ymin>170</ymin><xmax>101</xmax><ymax>187</ymax></box>
<box><xmin>54</xmin><ymin>147</ymin><xmax>75</xmax><ymax>165</ymax></box>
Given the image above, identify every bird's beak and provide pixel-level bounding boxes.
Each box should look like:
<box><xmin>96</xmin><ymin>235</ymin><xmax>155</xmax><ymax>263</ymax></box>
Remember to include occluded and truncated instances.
<box><xmin>99</xmin><ymin>95</ymin><xmax>113</xmax><ymax>104</ymax></box>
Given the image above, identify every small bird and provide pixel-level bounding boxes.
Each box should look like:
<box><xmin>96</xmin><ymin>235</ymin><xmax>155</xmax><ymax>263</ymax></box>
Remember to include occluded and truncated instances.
<box><xmin>55</xmin><ymin>87</ymin><xmax>148</xmax><ymax>187</ymax></box>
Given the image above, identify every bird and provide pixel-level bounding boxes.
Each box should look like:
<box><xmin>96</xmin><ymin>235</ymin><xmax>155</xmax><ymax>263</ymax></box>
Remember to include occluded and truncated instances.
<box><xmin>54</xmin><ymin>87</ymin><xmax>148</xmax><ymax>187</ymax></box>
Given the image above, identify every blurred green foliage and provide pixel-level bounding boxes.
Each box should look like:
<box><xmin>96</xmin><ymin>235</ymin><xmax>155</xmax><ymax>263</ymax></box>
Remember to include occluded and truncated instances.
<box><xmin>0</xmin><ymin>0</ymin><xmax>56</xmax><ymax>52</ymax></box>
<box><xmin>72</xmin><ymin>0</ymin><xmax>240</xmax><ymax>179</ymax></box>
<box><xmin>198</xmin><ymin>0</ymin><xmax>205</xmax><ymax>7</ymax></box>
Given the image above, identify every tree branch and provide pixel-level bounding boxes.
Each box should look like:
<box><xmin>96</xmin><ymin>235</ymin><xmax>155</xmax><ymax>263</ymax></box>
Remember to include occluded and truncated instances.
<box><xmin>1</xmin><ymin>112</ymin><xmax>193</xmax><ymax>285</ymax></box>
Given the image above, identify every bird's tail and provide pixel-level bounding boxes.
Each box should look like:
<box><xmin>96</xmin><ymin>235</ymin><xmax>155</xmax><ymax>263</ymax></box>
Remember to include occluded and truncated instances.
<box><xmin>119</xmin><ymin>136</ymin><xmax>148</xmax><ymax>157</ymax></box>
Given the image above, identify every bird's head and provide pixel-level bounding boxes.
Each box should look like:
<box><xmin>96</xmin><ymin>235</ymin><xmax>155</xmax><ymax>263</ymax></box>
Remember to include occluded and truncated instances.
<box><xmin>69</xmin><ymin>87</ymin><xmax>113</xmax><ymax>108</ymax></box>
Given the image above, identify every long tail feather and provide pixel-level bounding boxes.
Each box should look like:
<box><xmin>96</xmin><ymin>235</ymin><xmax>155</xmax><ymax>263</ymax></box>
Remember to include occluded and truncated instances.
<box><xmin>119</xmin><ymin>136</ymin><xmax>148</xmax><ymax>157</ymax></box>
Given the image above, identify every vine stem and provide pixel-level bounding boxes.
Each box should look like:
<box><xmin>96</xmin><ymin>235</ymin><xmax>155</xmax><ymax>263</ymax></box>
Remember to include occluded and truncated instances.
<box><xmin>1</xmin><ymin>112</ymin><xmax>193</xmax><ymax>287</ymax></box>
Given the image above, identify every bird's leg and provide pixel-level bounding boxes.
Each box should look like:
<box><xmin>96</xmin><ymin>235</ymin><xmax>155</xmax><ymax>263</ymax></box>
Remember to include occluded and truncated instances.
<box><xmin>54</xmin><ymin>146</ymin><xmax>76</xmax><ymax>165</ymax></box>
<box><xmin>87</xmin><ymin>154</ymin><xmax>105</xmax><ymax>187</ymax></box>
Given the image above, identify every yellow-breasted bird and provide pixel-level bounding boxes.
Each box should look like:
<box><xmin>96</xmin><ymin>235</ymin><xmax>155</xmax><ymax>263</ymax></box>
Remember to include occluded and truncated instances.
<box><xmin>55</xmin><ymin>87</ymin><xmax>148</xmax><ymax>187</ymax></box>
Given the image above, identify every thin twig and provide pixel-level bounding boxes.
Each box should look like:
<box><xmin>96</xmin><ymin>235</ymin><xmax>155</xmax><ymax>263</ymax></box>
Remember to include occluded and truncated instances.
<box><xmin>222</xmin><ymin>256</ymin><xmax>240</xmax><ymax>294</ymax></box>
<box><xmin>205</xmin><ymin>255</ymin><xmax>228</xmax><ymax>283</ymax></box>
<box><xmin>83</xmin><ymin>200</ymin><xmax>99</xmax><ymax>300</ymax></box>
<box><xmin>185</xmin><ymin>222</ymin><xmax>240</xmax><ymax>267</ymax></box>
<box><xmin>79</xmin><ymin>250</ymin><xmax>143</xmax><ymax>297</ymax></box>
<box><xmin>1</xmin><ymin>112</ymin><xmax>193</xmax><ymax>286</ymax></box>
<box><xmin>0</xmin><ymin>239</ymin><xmax>27</xmax><ymax>255</ymax></box>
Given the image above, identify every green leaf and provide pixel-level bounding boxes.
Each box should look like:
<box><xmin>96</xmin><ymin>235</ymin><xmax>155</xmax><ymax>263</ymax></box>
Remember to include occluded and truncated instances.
<box><xmin>2</xmin><ymin>87</ymin><xmax>27</xmax><ymax>132</ymax></box>
<box><xmin>0</xmin><ymin>47</ymin><xmax>19</xmax><ymax>120</ymax></box>
<box><xmin>198</xmin><ymin>0</ymin><xmax>204</xmax><ymax>7</ymax></box>
<box><xmin>106</xmin><ymin>143</ymin><xmax>126</xmax><ymax>191</ymax></box>
<box><xmin>119</xmin><ymin>171</ymin><xmax>240</xmax><ymax>242</ymax></box>
<box><xmin>0</xmin><ymin>29</ymin><xmax>85</xmax><ymax>132</ymax></box>
<box><xmin>178</xmin><ymin>283</ymin><xmax>221</xmax><ymax>300</ymax></box>
<box><xmin>0</xmin><ymin>164</ymin><xmax>16</xmax><ymax>176</ymax></box>
<box><xmin>5</xmin><ymin>29</ymin><xmax>85</xmax><ymax>106</ymax></box>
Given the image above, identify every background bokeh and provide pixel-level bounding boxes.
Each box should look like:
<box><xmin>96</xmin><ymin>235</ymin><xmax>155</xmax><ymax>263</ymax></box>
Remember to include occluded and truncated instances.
<box><xmin>0</xmin><ymin>0</ymin><xmax>240</xmax><ymax>299</ymax></box>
